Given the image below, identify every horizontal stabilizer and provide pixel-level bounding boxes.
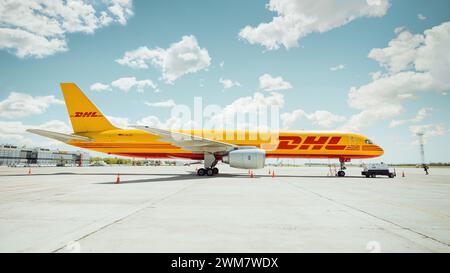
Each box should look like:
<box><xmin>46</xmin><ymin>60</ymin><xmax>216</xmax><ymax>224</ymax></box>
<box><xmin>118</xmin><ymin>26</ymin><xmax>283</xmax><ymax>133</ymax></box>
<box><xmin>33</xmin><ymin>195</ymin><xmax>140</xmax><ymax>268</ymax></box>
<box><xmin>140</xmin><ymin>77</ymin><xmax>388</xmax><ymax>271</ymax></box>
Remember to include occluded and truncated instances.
<box><xmin>26</xmin><ymin>129</ymin><xmax>93</xmax><ymax>143</ymax></box>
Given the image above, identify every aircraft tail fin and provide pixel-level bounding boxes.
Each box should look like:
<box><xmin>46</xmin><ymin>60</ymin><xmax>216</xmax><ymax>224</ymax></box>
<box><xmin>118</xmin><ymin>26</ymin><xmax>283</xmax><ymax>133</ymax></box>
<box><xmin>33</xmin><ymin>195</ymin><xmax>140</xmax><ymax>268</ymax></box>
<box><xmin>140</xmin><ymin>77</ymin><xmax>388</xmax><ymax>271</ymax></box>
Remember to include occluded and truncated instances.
<box><xmin>60</xmin><ymin>83</ymin><xmax>117</xmax><ymax>133</ymax></box>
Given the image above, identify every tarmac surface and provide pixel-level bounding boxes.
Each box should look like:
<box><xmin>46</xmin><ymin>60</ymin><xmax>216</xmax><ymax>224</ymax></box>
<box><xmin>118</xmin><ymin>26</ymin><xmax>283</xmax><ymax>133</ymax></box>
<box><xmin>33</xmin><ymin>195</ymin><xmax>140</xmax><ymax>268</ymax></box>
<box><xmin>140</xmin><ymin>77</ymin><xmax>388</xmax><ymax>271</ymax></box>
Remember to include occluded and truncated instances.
<box><xmin>0</xmin><ymin>165</ymin><xmax>449</xmax><ymax>253</ymax></box>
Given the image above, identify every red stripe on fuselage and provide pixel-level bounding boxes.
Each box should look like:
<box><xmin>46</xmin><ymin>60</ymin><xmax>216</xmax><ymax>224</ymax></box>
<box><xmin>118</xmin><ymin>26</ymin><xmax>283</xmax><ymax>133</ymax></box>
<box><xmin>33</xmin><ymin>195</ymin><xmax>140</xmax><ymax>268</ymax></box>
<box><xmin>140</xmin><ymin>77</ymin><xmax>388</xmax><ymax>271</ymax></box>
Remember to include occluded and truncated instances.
<box><xmin>111</xmin><ymin>152</ymin><xmax>380</xmax><ymax>160</ymax></box>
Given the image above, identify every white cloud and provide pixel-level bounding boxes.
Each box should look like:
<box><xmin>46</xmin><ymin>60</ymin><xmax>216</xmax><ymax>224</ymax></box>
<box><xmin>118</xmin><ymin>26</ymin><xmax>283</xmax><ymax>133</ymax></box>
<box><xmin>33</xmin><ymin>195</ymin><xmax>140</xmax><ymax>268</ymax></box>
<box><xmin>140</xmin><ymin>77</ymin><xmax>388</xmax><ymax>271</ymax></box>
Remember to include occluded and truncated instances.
<box><xmin>281</xmin><ymin>109</ymin><xmax>346</xmax><ymax>129</ymax></box>
<box><xmin>415</xmin><ymin>23</ymin><xmax>450</xmax><ymax>90</ymax></box>
<box><xmin>118</xmin><ymin>92</ymin><xmax>284</xmax><ymax>132</ymax></box>
<box><xmin>368</xmin><ymin>29</ymin><xmax>424</xmax><ymax>73</ymax></box>
<box><xmin>239</xmin><ymin>0</ymin><xmax>390</xmax><ymax>50</ymax></box>
<box><xmin>136</xmin><ymin>115</ymin><xmax>164</xmax><ymax>128</ymax></box>
<box><xmin>418</xmin><ymin>14</ymin><xmax>427</xmax><ymax>21</ymax></box>
<box><xmin>345</xmin><ymin>104</ymin><xmax>403</xmax><ymax>132</ymax></box>
<box><xmin>111</xmin><ymin>77</ymin><xmax>158</xmax><ymax>93</ymax></box>
<box><xmin>409</xmin><ymin>124</ymin><xmax>446</xmax><ymax>141</ymax></box>
<box><xmin>203</xmin><ymin>92</ymin><xmax>285</xmax><ymax>131</ymax></box>
<box><xmin>106</xmin><ymin>115</ymin><xmax>131</xmax><ymax>128</ymax></box>
<box><xmin>0</xmin><ymin>0</ymin><xmax>133</xmax><ymax>58</ymax></box>
<box><xmin>136</xmin><ymin>115</ymin><xmax>197</xmax><ymax>130</ymax></box>
<box><xmin>221</xmin><ymin>92</ymin><xmax>284</xmax><ymax>117</ymax></box>
<box><xmin>0</xmin><ymin>119</ymin><xmax>71</xmax><ymax>147</ymax></box>
<box><xmin>145</xmin><ymin>100</ymin><xmax>176</xmax><ymax>108</ymax></box>
<box><xmin>0</xmin><ymin>92</ymin><xmax>64</xmax><ymax>119</ymax></box>
<box><xmin>139</xmin><ymin>92</ymin><xmax>284</xmax><ymax>131</ymax></box>
<box><xmin>330</xmin><ymin>64</ymin><xmax>345</xmax><ymax>71</ymax></box>
<box><xmin>0</xmin><ymin>120</ymin><xmax>30</xmax><ymax>145</ymax></box>
<box><xmin>136</xmin><ymin>91</ymin><xmax>344</xmax><ymax>131</ymax></box>
<box><xmin>389</xmin><ymin>108</ymin><xmax>432</xmax><ymax>128</ymax></box>
<box><xmin>90</xmin><ymin>82</ymin><xmax>110</xmax><ymax>92</ymax></box>
<box><xmin>413</xmin><ymin>108</ymin><xmax>431</xmax><ymax>122</ymax></box>
<box><xmin>219</xmin><ymin>78</ymin><xmax>241</xmax><ymax>90</ymax></box>
<box><xmin>0</xmin><ymin>28</ymin><xmax>68</xmax><ymax>58</ymax></box>
<box><xmin>348</xmin><ymin>72</ymin><xmax>433</xmax><ymax>110</ymax></box>
<box><xmin>116</xmin><ymin>35</ymin><xmax>211</xmax><ymax>83</ymax></box>
<box><xmin>344</xmin><ymin>22</ymin><xmax>450</xmax><ymax>131</ymax></box>
<box><xmin>36</xmin><ymin>119</ymin><xmax>71</xmax><ymax>133</ymax></box>
<box><xmin>116</xmin><ymin>91</ymin><xmax>344</xmax><ymax>132</ymax></box>
<box><xmin>259</xmin><ymin>73</ymin><xmax>292</xmax><ymax>91</ymax></box>
<box><xmin>306</xmin><ymin>111</ymin><xmax>347</xmax><ymax>128</ymax></box>
<box><xmin>394</xmin><ymin>26</ymin><xmax>406</xmax><ymax>34</ymax></box>
<box><xmin>389</xmin><ymin>119</ymin><xmax>407</xmax><ymax>128</ymax></box>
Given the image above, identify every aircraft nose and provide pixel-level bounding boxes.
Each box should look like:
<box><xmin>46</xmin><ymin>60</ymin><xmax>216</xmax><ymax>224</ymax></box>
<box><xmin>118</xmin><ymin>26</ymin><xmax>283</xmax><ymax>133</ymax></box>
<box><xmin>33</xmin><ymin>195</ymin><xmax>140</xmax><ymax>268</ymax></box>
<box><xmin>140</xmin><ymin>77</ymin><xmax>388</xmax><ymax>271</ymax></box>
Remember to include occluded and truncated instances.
<box><xmin>376</xmin><ymin>145</ymin><xmax>384</xmax><ymax>156</ymax></box>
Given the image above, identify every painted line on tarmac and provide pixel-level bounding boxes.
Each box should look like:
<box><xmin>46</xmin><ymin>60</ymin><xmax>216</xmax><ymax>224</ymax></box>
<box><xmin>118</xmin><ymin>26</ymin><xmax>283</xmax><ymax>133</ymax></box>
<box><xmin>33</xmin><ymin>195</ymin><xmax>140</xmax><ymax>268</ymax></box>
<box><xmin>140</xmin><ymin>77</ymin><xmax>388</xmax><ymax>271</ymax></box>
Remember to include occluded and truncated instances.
<box><xmin>286</xmin><ymin>181</ymin><xmax>450</xmax><ymax>252</ymax></box>
<box><xmin>51</xmin><ymin>180</ymin><xmax>207</xmax><ymax>253</ymax></box>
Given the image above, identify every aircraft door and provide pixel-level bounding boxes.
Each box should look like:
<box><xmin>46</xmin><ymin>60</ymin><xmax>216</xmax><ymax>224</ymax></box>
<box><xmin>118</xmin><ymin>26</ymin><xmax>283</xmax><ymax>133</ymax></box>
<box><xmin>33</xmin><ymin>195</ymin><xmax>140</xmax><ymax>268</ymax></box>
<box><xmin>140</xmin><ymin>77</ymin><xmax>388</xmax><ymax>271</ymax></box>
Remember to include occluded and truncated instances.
<box><xmin>349</xmin><ymin>135</ymin><xmax>357</xmax><ymax>146</ymax></box>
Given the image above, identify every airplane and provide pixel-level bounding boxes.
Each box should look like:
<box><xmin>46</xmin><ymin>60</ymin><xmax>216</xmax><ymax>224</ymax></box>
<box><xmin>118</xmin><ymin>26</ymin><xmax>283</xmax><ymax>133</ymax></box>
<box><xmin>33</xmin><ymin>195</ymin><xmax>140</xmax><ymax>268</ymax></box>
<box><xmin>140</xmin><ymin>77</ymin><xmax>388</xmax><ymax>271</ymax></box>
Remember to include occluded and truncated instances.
<box><xmin>27</xmin><ymin>83</ymin><xmax>384</xmax><ymax>177</ymax></box>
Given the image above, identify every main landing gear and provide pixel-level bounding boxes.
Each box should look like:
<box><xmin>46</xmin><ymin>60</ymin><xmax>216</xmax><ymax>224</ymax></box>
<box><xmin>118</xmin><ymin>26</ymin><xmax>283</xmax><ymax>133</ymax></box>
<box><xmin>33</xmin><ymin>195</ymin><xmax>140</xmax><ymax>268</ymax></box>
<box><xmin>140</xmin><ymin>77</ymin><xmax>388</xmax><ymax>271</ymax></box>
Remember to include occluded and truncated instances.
<box><xmin>197</xmin><ymin>153</ymin><xmax>219</xmax><ymax>176</ymax></box>
<box><xmin>197</xmin><ymin>167</ymin><xmax>219</xmax><ymax>176</ymax></box>
<box><xmin>337</xmin><ymin>158</ymin><xmax>348</xmax><ymax>177</ymax></box>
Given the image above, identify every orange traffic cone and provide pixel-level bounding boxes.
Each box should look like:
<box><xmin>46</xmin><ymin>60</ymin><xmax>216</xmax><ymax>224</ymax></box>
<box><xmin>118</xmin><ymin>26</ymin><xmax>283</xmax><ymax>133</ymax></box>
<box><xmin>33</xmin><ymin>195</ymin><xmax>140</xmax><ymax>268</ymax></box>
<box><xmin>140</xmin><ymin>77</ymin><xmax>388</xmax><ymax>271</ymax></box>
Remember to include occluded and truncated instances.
<box><xmin>28</xmin><ymin>168</ymin><xmax>31</xmax><ymax>175</ymax></box>
<box><xmin>115</xmin><ymin>173</ymin><xmax>121</xmax><ymax>184</ymax></box>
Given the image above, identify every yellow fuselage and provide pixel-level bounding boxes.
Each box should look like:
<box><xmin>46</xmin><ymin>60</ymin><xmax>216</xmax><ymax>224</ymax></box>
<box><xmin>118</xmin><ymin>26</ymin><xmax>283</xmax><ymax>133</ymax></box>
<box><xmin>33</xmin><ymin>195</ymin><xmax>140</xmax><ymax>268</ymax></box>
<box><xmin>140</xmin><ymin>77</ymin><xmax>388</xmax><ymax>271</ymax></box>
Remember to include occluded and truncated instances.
<box><xmin>69</xmin><ymin>129</ymin><xmax>384</xmax><ymax>160</ymax></box>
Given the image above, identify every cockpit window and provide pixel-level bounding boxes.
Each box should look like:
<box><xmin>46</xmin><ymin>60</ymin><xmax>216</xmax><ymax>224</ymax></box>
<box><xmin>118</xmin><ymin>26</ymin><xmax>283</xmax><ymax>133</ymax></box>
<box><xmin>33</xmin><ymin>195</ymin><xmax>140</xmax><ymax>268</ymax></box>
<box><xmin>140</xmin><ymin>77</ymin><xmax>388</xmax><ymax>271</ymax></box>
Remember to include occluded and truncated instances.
<box><xmin>365</xmin><ymin>139</ymin><xmax>374</xmax><ymax>144</ymax></box>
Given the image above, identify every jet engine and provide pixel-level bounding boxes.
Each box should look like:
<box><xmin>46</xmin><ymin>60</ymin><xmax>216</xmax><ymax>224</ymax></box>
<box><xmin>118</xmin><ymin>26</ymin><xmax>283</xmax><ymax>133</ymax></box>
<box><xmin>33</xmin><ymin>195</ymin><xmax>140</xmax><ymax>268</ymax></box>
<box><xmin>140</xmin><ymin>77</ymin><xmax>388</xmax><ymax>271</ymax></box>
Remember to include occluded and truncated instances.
<box><xmin>222</xmin><ymin>149</ymin><xmax>266</xmax><ymax>169</ymax></box>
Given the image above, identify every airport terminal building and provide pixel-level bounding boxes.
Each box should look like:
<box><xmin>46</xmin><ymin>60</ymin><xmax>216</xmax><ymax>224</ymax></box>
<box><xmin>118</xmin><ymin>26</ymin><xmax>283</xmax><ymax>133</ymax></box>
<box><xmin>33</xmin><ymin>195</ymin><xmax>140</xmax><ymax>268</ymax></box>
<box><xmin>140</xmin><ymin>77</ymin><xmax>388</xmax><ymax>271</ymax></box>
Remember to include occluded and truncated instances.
<box><xmin>0</xmin><ymin>144</ymin><xmax>90</xmax><ymax>167</ymax></box>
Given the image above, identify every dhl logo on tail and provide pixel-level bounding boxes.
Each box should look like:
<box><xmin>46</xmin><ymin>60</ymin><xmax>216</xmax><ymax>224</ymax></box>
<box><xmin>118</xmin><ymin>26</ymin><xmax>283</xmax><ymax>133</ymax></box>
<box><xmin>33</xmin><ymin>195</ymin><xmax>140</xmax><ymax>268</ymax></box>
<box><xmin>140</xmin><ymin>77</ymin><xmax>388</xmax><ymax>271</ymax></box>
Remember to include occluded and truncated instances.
<box><xmin>71</xmin><ymin>112</ymin><xmax>103</xmax><ymax>118</ymax></box>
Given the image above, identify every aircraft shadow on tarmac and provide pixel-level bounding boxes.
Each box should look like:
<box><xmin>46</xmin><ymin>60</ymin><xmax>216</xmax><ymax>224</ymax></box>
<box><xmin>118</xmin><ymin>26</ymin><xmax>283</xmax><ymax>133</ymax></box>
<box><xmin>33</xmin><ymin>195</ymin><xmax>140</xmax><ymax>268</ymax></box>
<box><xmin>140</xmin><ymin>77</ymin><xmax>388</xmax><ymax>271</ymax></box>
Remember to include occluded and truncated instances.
<box><xmin>0</xmin><ymin>172</ymin><xmax>386</xmax><ymax>184</ymax></box>
<box><xmin>96</xmin><ymin>173</ymin><xmax>380</xmax><ymax>184</ymax></box>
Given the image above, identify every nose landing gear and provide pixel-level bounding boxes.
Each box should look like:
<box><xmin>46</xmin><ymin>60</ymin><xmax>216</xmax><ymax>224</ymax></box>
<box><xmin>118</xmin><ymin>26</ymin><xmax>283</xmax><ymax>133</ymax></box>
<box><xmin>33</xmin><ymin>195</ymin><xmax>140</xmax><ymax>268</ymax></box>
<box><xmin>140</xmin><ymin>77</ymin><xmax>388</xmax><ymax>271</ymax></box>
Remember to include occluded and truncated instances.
<box><xmin>337</xmin><ymin>158</ymin><xmax>349</xmax><ymax>177</ymax></box>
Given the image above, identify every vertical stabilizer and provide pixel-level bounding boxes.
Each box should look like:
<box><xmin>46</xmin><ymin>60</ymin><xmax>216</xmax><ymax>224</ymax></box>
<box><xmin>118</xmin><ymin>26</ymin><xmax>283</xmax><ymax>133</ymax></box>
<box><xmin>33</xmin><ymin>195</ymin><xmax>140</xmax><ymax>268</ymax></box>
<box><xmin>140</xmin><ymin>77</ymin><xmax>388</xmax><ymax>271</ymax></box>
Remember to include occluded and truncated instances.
<box><xmin>60</xmin><ymin>83</ymin><xmax>117</xmax><ymax>133</ymax></box>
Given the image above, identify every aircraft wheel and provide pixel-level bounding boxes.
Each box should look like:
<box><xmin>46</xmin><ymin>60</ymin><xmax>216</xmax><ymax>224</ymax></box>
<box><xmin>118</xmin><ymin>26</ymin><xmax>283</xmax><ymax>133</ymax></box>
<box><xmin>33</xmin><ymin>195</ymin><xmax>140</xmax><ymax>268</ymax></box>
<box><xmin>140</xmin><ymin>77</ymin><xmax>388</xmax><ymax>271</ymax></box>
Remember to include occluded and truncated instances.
<box><xmin>212</xmin><ymin>167</ymin><xmax>219</xmax><ymax>175</ymax></box>
<box><xmin>337</xmin><ymin>171</ymin><xmax>346</xmax><ymax>177</ymax></box>
<box><xmin>197</xmin><ymin>168</ymin><xmax>206</xmax><ymax>176</ymax></box>
<box><xmin>206</xmin><ymin>168</ymin><xmax>214</xmax><ymax>176</ymax></box>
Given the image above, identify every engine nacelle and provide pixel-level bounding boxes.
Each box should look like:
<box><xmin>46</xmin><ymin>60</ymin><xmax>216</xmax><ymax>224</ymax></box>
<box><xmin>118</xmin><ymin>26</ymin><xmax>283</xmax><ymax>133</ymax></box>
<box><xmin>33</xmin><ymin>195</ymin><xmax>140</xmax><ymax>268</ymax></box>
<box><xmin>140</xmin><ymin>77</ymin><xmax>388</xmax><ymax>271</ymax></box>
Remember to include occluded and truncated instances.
<box><xmin>222</xmin><ymin>149</ymin><xmax>266</xmax><ymax>169</ymax></box>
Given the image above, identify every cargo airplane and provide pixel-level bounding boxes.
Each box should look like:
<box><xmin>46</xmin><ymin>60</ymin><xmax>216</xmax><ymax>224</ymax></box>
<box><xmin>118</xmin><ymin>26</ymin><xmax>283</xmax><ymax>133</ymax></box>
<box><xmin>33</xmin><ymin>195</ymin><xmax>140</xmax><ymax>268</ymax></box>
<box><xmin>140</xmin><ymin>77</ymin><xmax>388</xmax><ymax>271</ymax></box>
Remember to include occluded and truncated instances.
<box><xmin>28</xmin><ymin>83</ymin><xmax>384</xmax><ymax>177</ymax></box>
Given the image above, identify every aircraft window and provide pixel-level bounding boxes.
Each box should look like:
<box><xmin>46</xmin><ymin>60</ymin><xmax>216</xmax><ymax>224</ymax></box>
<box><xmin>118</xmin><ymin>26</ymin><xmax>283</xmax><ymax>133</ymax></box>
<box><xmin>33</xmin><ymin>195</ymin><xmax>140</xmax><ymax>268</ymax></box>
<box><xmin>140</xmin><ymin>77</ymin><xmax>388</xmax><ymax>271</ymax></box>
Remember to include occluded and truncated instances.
<box><xmin>365</xmin><ymin>139</ymin><xmax>374</xmax><ymax>144</ymax></box>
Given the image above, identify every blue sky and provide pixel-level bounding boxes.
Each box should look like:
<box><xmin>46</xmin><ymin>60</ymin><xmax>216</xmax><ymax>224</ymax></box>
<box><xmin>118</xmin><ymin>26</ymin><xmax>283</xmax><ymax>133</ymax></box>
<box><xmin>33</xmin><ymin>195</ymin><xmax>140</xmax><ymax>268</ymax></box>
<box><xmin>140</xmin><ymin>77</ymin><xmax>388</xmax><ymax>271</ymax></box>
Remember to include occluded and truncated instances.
<box><xmin>0</xmin><ymin>0</ymin><xmax>449</xmax><ymax>163</ymax></box>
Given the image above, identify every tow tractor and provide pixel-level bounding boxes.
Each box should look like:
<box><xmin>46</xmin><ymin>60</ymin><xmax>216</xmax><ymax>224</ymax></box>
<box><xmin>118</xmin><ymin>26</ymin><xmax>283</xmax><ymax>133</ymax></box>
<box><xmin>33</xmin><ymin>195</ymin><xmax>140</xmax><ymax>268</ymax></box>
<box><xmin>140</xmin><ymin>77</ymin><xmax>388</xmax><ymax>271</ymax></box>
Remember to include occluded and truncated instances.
<box><xmin>362</xmin><ymin>163</ymin><xmax>396</xmax><ymax>178</ymax></box>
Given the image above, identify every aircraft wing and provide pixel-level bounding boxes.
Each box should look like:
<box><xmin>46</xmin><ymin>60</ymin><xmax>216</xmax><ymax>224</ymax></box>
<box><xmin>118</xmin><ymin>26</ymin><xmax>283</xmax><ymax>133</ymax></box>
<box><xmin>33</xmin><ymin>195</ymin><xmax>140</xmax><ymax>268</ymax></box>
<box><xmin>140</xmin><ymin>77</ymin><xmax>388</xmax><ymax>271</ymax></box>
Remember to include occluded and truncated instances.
<box><xmin>133</xmin><ymin>126</ymin><xmax>238</xmax><ymax>154</ymax></box>
<box><xmin>26</xmin><ymin>129</ymin><xmax>93</xmax><ymax>143</ymax></box>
